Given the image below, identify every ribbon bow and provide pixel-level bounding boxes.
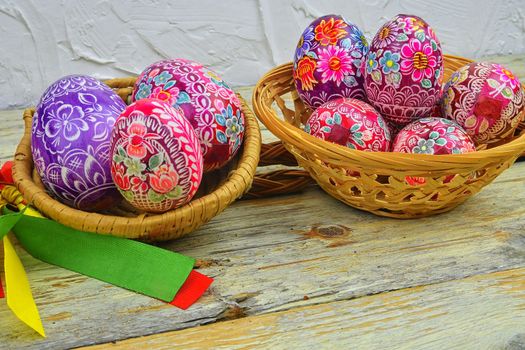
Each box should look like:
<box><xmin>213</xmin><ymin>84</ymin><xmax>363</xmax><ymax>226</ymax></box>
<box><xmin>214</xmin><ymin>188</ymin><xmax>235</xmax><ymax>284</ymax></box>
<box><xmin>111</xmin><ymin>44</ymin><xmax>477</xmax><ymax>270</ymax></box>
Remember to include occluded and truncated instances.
<box><xmin>0</xmin><ymin>161</ymin><xmax>213</xmax><ymax>337</ymax></box>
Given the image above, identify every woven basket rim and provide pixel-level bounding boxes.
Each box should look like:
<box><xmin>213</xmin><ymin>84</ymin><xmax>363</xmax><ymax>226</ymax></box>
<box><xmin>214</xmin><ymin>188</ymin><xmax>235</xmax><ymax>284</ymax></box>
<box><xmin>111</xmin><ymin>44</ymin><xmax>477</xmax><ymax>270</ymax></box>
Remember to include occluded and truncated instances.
<box><xmin>13</xmin><ymin>89</ymin><xmax>261</xmax><ymax>240</ymax></box>
<box><xmin>253</xmin><ymin>54</ymin><xmax>525</xmax><ymax>173</ymax></box>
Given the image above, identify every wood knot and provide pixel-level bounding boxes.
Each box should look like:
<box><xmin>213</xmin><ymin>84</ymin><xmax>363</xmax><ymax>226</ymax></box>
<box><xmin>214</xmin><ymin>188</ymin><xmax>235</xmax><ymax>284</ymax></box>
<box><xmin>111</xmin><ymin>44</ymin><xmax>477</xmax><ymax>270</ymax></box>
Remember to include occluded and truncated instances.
<box><xmin>310</xmin><ymin>224</ymin><xmax>351</xmax><ymax>238</ymax></box>
<box><xmin>221</xmin><ymin>305</ymin><xmax>247</xmax><ymax>320</ymax></box>
<box><xmin>317</xmin><ymin>225</ymin><xmax>346</xmax><ymax>237</ymax></box>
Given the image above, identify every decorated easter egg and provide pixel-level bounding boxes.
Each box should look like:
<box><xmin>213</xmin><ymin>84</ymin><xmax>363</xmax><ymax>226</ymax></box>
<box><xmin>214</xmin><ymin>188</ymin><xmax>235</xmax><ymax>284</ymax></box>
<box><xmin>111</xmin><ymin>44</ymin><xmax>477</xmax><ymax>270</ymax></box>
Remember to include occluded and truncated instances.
<box><xmin>305</xmin><ymin>98</ymin><xmax>391</xmax><ymax>151</ymax></box>
<box><xmin>31</xmin><ymin>75</ymin><xmax>126</xmax><ymax>211</ymax></box>
<box><xmin>293</xmin><ymin>14</ymin><xmax>369</xmax><ymax>110</ymax></box>
<box><xmin>132</xmin><ymin>59</ymin><xmax>244</xmax><ymax>172</ymax></box>
<box><xmin>393</xmin><ymin>117</ymin><xmax>475</xmax><ymax>155</ymax></box>
<box><xmin>364</xmin><ymin>14</ymin><xmax>443</xmax><ymax>127</ymax></box>
<box><xmin>441</xmin><ymin>62</ymin><xmax>525</xmax><ymax>145</ymax></box>
<box><xmin>110</xmin><ymin>98</ymin><xmax>203</xmax><ymax>213</ymax></box>
<box><xmin>393</xmin><ymin>117</ymin><xmax>475</xmax><ymax>185</ymax></box>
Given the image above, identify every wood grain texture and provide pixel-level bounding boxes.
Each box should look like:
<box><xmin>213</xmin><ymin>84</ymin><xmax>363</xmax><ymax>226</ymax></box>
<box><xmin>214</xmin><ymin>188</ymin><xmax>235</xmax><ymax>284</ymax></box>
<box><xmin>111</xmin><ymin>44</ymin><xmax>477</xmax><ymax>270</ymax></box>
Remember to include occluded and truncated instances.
<box><xmin>81</xmin><ymin>267</ymin><xmax>525</xmax><ymax>350</ymax></box>
<box><xmin>0</xmin><ymin>56</ymin><xmax>524</xmax><ymax>349</ymax></box>
<box><xmin>1</xmin><ymin>161</ymin><xmax>525</xmax><ymax>349</ymax></box>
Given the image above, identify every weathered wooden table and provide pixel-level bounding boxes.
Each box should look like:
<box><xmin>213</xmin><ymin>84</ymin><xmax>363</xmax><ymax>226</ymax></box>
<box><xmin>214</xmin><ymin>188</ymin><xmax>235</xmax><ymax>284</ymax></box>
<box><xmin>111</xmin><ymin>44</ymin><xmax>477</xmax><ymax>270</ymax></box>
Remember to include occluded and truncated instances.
<box><xmin>1</xmin><ymin>56</ymin><xmax>525</xmax><ymax>350</ymax></box>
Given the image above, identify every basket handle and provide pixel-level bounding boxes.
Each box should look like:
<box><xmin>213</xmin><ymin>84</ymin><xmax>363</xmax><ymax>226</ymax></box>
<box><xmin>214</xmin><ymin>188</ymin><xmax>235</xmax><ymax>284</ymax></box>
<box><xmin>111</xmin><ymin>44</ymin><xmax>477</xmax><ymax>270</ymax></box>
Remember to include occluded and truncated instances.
<box><xmin>244</xmin><ymin>141</ymin><xmax>314</xmax><ymax>199</ymax></box>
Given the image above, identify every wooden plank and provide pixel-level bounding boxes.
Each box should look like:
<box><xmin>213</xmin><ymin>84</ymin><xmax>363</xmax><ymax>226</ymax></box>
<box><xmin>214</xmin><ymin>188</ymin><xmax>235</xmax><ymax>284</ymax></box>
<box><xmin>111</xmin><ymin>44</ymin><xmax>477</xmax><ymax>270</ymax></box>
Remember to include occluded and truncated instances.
<box><xmin>81</xmin><ymin>267</ymin><xmax>525</xmax><ymax>350</ymax></box>
<box><xmin>1</xmin><ymin>161</ymin><xmax>525</xmax><ymax>349</ymax></box>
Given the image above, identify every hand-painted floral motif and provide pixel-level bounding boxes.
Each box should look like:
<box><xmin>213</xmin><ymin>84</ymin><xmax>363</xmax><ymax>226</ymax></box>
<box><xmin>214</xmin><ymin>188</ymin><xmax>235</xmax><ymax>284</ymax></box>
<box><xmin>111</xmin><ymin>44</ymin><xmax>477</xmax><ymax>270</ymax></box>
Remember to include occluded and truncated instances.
<box><xmin>317</xmin><ymin>45</ymin><xmax>354</xmax><ymax>85</ymax></box>
<box><xmin>314</xmin><ymin>17</ymin><xmax>348</xmax><ymax>46</ymax></box>
<box><xmin>400</xmin><ymin>39</ymin><xmax>437</xmax><ymax>82</ymax></box>
<box><xmin>295</xmin><ymin>56</ymin><xmax>318</xmax><ymax>91</ymax></box>
<box><xmin>293</xmin><ymin>15</ymin><xmax>369</xmax><ymax>109</ymax></box>
<box><xmin>31</xmin><ymin>75</ymin><xmax>126</xmax><ymax>211</ymax></box>
<box><xmin>366</xmin><ymin>52</ymin><xmax>379</xmax><ymax>74</ymax></box>
<box><xmin>364</xmin><ymin>14</ymin><xmax>443</xmax><ymax>127</ymax></box>
<box><xmin>393</xmin><ymin>117</ymin><xmax>475</xmax><ymax>154</ymax></box>
<box><xmin>379</xmin><ymin>51</ymin><xmax>400</xmax><ymax>74</ymax></box>
<box><xmin>392</xmin><ymin>117</ymin><xmax>476</xmax><ymax>185</ymax></box>
<box><xmin>305</xmin><ymin>98</ymin><xmax>391</xmax><ymax>152</ymax></box>
<box><xmin>441</xmin><ymin>62</ymin><xmax>525</xmax><ymax>146</ymax></box>
<box><xmin>110</xmin><ymin>99</ymin><xmax>203</xmax><ymax>213</ymax></box>
<box><xmin>372</xmin><ymin>20</ymin><xmax>400</xmax><ymax>49</ymax></box>
<box><xmin>132</xmin><ymin>59</ymin><xmax>245</xmax><ymax>172</ymax></box>
<box><xmin>296</xmin><ymin>26</ymin><xmax>315</xmax><ymax>60</ymax></box>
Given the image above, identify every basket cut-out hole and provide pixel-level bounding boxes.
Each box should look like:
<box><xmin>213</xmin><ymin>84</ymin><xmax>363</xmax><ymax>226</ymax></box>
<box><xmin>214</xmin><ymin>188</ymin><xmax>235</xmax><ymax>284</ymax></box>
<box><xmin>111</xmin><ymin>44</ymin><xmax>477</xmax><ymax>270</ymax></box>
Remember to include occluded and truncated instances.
<box><xmin>375</xmin><ymin>175</ymin><xmax>390</xmax><ymax>185</ymax></box>
<box><xmin>350</xmin><ymin>186</ymin><xmax>361</xmax><ymax>196</ymax></box>
<box><xmin>402</xmin><ymin>193</ymin><xmax>416</xmax><ymax>202</ymax></box>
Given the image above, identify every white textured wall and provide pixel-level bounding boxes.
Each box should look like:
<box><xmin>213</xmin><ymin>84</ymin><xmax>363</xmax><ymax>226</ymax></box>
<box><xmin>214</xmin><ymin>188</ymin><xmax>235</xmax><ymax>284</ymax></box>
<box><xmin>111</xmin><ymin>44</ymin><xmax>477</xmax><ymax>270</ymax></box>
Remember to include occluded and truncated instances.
<box><xmin>1</xmin><ymin>0</ymin><xmax>524</xmax><ymax>109</ymax></box>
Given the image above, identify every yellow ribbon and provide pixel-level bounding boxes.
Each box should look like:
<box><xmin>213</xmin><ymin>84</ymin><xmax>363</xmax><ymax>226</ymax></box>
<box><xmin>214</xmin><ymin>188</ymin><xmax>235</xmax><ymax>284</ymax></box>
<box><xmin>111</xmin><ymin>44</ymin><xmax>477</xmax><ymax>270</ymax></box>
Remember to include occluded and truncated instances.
<box><xmin>1</xmin><ymin>186</ymin><xmax>45</xmax><ymax>337</ymax></box>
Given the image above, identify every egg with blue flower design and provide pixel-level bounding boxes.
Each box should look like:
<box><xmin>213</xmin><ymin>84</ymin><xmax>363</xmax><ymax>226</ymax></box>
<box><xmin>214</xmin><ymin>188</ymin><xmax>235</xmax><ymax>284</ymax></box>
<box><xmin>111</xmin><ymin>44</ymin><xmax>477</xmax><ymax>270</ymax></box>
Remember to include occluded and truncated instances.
<box><xmin>304</xmin><ymin>98</ymin><xmax>391</xmax><ymax>152</ymax></box>
<box><xmin>293</xmin><ymin>14</ymin><xmax>369</xmax><ymax>110</ymax></box>
<box><xmin>132</xmin><ymin>59</ymin><xmax>245</xmax><ymax>172</ymax></box>
<box><xmin>392</xmin><ymin>117</ymin><xmax>475</xmax><ymax>185</ymax></box>
<box><xmin>393</xmin><ymin>117</ymin><xmax>475</xmax><ymax>155</ymax></box>
<box><xmin>364</xmin><ymin>14</ymin><xmax>444</xmax><ymax>128</ymax></box>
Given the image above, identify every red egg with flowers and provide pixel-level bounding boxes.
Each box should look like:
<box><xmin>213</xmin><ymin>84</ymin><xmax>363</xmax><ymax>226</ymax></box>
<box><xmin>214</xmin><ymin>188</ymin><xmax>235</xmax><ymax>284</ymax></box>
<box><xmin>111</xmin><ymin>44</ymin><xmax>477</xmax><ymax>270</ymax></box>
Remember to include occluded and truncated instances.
<box><xmin>441</xmin><ymin>62</ymin><xmax>525</xmax><ymax>146</ymax></box>
<box><xmin>304</xmin><ymin>98</ymin><xmax>391</xmax><ymax>151</ymax></box>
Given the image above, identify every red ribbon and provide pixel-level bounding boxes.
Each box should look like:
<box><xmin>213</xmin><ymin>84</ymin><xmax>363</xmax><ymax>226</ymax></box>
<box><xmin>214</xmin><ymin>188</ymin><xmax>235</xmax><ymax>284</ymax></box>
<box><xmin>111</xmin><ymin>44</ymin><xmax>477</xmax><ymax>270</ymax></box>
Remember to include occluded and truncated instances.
<box><xmin>0</xmin><ymin>275</ymin><xmax>4</xmax><ymax>298</ymax></box>
<box><xmin>0</xmin><ymin>161</ymin><xmax>13</xmax><ymax>189</ymax></box>
<box><xmin>171</xmin><ymin>270</ymin><xmax>213</xmax><ymax>309</ymax></box>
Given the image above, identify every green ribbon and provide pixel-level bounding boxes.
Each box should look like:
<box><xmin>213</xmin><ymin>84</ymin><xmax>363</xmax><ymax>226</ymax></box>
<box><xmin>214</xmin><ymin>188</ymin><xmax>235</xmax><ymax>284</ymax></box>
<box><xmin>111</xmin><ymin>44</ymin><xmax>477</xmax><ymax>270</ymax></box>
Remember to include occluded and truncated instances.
<box><xmin>1</xmin><ymin>207</ymin><xmax>194</xmax><ymax>302</ymax></box>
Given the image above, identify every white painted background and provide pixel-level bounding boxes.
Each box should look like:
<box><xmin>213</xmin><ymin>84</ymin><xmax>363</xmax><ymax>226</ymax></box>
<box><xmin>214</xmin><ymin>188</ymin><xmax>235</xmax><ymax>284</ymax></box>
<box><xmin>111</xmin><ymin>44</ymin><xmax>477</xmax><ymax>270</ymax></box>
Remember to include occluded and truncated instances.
<box><xmin>1</xmin><ymin>0</ymin><xmax>524</xmax><ymax>109</ymax></box>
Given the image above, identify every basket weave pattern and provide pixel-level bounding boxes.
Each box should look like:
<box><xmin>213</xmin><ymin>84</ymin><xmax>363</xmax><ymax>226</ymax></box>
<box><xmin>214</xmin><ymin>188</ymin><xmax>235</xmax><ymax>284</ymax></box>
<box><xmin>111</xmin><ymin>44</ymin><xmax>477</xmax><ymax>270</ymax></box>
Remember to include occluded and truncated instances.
<box><xmin>13</xmin><ymin>77</ymin><xmax>261</xmax><ymax>241</ymax></box>
<box><xmin>253</xmin><ymin>55</ymin><xmax>525</xmax><ymax>218</ymax></box>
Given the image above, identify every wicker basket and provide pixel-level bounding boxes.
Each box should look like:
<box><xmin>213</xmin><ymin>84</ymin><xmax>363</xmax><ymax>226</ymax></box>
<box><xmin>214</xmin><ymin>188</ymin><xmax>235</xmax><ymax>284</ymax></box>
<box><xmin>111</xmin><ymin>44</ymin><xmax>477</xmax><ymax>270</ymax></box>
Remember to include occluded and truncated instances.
<box><xmin>253</xmin><ymin>55</ymin><xmax>525</xmax><ymax>218</ymax></box>
<box><xmin>12</xmin><ymin>77</ymin><xmax>261</xmax><ymax>241</ymax></box>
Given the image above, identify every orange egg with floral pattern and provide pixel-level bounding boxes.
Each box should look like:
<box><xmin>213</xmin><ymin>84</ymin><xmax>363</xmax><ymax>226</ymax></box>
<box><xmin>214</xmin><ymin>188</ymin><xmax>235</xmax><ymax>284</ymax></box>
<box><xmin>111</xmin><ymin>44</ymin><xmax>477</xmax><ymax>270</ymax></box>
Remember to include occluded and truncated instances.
<box><xmin>293</xmin><ymin>14</ymin><xmax>369</xmax><ymax>109</ymax></box>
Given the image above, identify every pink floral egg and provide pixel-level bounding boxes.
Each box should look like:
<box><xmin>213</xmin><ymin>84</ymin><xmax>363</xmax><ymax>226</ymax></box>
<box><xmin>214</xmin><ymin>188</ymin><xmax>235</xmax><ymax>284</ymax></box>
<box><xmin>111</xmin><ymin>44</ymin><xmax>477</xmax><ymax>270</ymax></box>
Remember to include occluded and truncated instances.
<box><xmin>293</xmin><ymin>14</ymin><xmax>369</xmax><ymax>110</ymax></box>
<box><xmin>441</xmin><ymin>62</ymin><xmax>525</xmax><ymax>146</ymax></box>
<box><xmin>393</xmin><ymin>117</ymin><xmax>475</xmax><ymax>154</ymax></box>
<box><xmin>132</xmin><ymin>59</ymin><xmax>244</xmax><ymax>172</ymax></box>
<box><xmin>110</xmin><ymin>98</ymin><xmax>203</xmax><ymax>213</ymax></box>
<box><xmin>305</xmin><ymin>98</ymin><xmax>391</xmax><ymax>151</ymax></box>
<box><xmin>364</xmin><ymin>14</ymin><xmax>443</xmax><ymax>127</ymax></box>
<box><xmin>393</xmin><ymin>117</ymin><xmax>475</xmax><ymax>185</ymax></box>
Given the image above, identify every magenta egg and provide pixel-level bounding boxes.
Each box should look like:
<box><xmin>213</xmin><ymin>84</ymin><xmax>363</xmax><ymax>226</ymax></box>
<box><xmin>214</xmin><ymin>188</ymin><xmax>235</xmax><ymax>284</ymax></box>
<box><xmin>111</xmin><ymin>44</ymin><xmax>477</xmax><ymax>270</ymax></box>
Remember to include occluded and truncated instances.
<box><xmin>305</xmin><ymin>98</ymin><xmax>391</xmax><ymax>151</ymax></box>
<box><xmin>364</xmin><ymin>14</ymin><xmax>444</xmax><ymax>127</ymax></box>
<box><xmin>110</xmin><ymin>98</ymin><xmax>203</xmax><ymax>213</ymax></box>
<box><xmin>293</xmin><ymin>14</ymin><xmax>369</xmax><ymax>110</ymax></box>
<box><xmin>441</xmin><ymin>62</ymin><xmax>525</xmax><ymax>145</ymax></box>
<box><xmin>31</xmin><ymin>75</ymin><xmax>126</xmax><ymax>211</ymax></box>
<box><xmin>132</xmin><ymin>59</ymin><xmax>244</xmax><ymax>172</ymax></box>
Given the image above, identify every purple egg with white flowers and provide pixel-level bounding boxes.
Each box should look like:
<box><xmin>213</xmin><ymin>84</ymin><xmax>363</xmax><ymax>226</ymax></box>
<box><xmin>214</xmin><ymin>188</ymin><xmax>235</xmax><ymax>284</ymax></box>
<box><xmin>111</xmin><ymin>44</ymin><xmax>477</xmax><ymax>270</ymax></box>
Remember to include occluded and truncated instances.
<box><xmin>293</xmin><ymin>14</ymin><xmax>369</xmax><ymax>110</ymax></box>
<box><xmin>31</xmin><ymin>75</ymin><xmax>127</xmax><ymax>211</ymax></box>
